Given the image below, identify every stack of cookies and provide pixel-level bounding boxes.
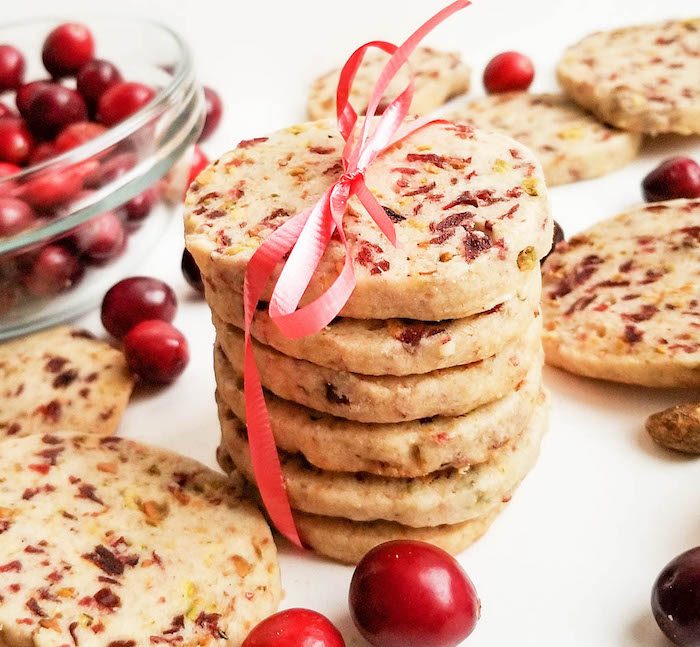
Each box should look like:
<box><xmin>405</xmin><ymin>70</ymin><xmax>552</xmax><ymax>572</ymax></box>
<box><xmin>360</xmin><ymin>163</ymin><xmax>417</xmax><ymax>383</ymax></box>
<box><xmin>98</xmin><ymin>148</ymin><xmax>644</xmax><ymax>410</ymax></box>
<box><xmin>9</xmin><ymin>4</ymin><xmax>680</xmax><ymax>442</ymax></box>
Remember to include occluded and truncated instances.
<box><xmin>185</xmin><ymin>117</ymin><xmax>553</xmax><ymax>563</ymax></box>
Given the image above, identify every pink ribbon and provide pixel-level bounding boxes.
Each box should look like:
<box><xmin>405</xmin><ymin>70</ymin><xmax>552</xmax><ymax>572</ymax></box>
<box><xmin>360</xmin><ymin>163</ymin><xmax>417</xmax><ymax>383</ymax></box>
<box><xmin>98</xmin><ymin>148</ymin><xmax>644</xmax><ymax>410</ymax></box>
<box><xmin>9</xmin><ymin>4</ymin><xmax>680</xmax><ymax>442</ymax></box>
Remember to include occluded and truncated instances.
<box><xmin>243</xmin><ymin>0</ymin><xmax>471</xmax><ymax>546</ymax></box>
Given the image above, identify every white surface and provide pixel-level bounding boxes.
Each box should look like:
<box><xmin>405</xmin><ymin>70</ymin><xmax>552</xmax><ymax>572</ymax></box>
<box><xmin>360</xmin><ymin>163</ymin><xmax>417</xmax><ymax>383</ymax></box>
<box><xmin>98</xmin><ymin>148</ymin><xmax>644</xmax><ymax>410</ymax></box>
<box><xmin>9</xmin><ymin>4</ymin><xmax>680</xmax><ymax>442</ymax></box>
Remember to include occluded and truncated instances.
<box><xmin>12</xmin><ymin>1</ymin><xmax>700</xmax><ymax>645</ymax></box>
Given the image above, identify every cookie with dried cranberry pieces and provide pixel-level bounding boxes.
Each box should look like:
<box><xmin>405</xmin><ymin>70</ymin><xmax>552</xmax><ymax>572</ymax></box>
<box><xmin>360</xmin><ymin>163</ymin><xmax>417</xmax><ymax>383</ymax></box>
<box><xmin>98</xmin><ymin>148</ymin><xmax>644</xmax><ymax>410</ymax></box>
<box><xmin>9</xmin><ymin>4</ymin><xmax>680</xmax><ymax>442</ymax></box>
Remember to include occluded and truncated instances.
<box><xmin>185</xmin><ymin>119</ymin><xmax>553</xmax><ymax>321</ymax></box>
<box><xmin>215</xmin><ymin>317</ymin><xmax>542</xmax><ymax>423</ymax></box>
<box><xmin>0</xmin><ymin>326</ymin><xmax>134</xmax><ymax>439</ymax></box>
<box><xmin>447</xmin><ymin>93</ymin><xmax>642</xmax><ymax>186</ymax></box>
<box><xmin>542</xmin><ymin>199</ymin><xmax>700</xmax><ymax>387</ymax></box>
<box><xmin>0</xmin><ymin>433</ymin><xmax>280</xmax><ymax>647</ymax></box>
<box><xmin>307</xmin><ymin>46</ymin><xmax>470</xmax><ymax>120</ymax></box>
<box><xmin>557</xmin><ymin>19</ymin><xmax>700</xmax><ymax>135</ymax></box>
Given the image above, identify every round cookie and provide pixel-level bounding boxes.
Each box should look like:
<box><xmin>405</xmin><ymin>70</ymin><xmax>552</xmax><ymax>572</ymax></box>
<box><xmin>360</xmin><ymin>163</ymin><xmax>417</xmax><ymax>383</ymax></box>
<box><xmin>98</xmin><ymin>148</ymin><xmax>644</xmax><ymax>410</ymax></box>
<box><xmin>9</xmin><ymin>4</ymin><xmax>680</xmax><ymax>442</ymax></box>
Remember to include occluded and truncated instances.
<box><xmin>0</xmin><ymin>433</ymin><xmax>280</xmax><ymax>647</ymax></box>
<box><xmin>216</xmin><ymin>316</ymin><xmax>542</xmax><ymax>423</ymax></box>
<box><xmin>219</xmin><ymin>399</ymin><xmax>548</xmax><ymax>528</ymax></box>
<box><xmin>207</xmin><ymin>269</ymin><xmax>541</xmax><ymax>376</ymax></box>
<box><xmin>214</xmin><ymin>344</ymin><xmax>544</xmax><ymax>477</ymax></box>
<box><xmin>185</xmin><ymin>119</ymin><xmax>553</xmax><ymax>321</ymax></box>
<box><xmin>307</xmin><ymin>46</ymin><xmax>470</xmax><ymax>120</ymax></box>
<box><xmin>557</xmin><ymin>19</ymin><xmax>700</xmax><ymax>135</ymax></box>
<box><xmin>542</xmin><ymin>199</ymin><xmax>700</xmax><ymax>387</ymax></box>
<box><xmin>447</xmin><ymin>93</ymin><xmax>642</xmax><ymax>186</ymax></box>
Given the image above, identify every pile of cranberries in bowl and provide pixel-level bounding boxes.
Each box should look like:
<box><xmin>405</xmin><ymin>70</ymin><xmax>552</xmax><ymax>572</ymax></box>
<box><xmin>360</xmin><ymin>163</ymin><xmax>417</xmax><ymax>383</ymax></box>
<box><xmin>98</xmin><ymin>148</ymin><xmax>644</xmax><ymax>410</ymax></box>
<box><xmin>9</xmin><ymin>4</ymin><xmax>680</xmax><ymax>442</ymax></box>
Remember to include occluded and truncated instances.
<box><xmin>0</xmin><ymin>18</ymin><xmax>212</xmax><ymax>340</ymax></box>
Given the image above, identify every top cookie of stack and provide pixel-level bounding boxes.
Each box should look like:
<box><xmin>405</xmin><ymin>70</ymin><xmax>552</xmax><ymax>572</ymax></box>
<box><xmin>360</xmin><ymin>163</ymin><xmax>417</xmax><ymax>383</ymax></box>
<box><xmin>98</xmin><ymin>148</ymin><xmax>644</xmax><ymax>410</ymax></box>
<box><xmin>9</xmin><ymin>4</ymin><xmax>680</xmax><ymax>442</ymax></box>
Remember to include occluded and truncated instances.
<box><xmin>185</xmin><ymin>118</ymin><xmax>553</xmax><ymax>322</ymax></box>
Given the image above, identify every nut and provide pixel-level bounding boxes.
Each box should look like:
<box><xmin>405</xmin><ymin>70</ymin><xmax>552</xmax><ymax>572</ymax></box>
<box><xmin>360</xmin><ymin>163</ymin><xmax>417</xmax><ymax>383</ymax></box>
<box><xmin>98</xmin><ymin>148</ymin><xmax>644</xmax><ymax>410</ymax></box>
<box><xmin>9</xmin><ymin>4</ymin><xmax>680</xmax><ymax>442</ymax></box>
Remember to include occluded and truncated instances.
<box><xmin>646</xmin><ymin>403</ymin><xmax>700</xmax><ymax>454</ymax></box>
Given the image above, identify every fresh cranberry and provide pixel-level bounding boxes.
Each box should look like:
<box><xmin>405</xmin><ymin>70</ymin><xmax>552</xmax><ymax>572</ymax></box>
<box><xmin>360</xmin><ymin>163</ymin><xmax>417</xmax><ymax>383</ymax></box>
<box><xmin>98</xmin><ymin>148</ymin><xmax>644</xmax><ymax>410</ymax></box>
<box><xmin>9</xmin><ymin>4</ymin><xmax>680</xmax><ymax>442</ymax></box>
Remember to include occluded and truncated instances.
<box><xmin>23</xmin><ymin>244</ymin><xmax>84</xmax><ymax>296</ymax></box>
<box><xmin>85</xmin><ymin>152</ymin><xmax>136</xmax><ymax>188</ymax></box>
<box><xmin>0</xmin><ymin>161</ymin><xmax>21</xmax><ymax>196</ymax></box>
<box><xmin>123</xmin><ymin>320</ymin><xmax>189</xmax><ymax>384</ymax></box>
<box><xmin>27</xmin><ymin>85</ymin><xmax>88</xmax><ymax>140</ymax></box>
<box><xmin>188</xmin><ymin>145</ymin><xmax>209</xmax><ymax>187</ymax></box>
<box><xmin>542</xmin><ymin>220</ymin><xmax>565</xmax><ymax>264</ymax></box>
<box><xmin>0</xmin><ymin>45</ymin><xmax>25</xmax><ymax>91</ymax></box>
<box><xmin>42</xmin><ymin>22</ymin><xmax>95</xmax><ymax>77</ymax></box>
<box><xmin>0</xmin><ymin>103</ymin><xmax>14</xmax><ymax>119</ymax></box>
<box><xmin>22</xmin><ymin>161</ymin><xmax>95</xmax><ymax>210</ymax></box>
<box><xmin>76</xmin><ymin>59</ymin><xmax>122</xmax><ymax>108</ymax></box>
<box><xmin>97</xmin><ymin>82</ymin><xmax>156</xmax><ymax>126</ymax></box>
<box><xmin>121</xmin><ymin>186</ymin><xmax>158</xmax><ymax>226</ymax></box>
<box><xmin>29</xmin><ymin>142</ymin><xmax>58</xmax><ymax>165</ymax></box>
<box><xmin>199</xmin><ymin>86</ymin><xmax>223</xmax><ymax>142</ymax></box>
<box><xmin>55</xmin><ymin>121</ymin><xmax>106</xmax><ymax>152</ymax></box>
<box><xmin>0</xmin><ymin>161</ymin><xmax>21</xmax><ymax>178</ymax></box>
<box><xmin>101</xmin><ymin>276</ymin><xmax>177</xmax><ymax>339</ymax></box>
<box><xmin>642</xmin><ymin>157</ymin><xmax>700</xmax><ymax>202</ymax></box>
<box><xmin>0</xmin><ymin>118</ymin><xmax>33</xmax><ymax>165</ymax></box>
<box><xmin>0</xmin><ymin>197</ymin><xmax>35</xmax><ymax>237</ymax></box>
<box><xmin>15</xmin><ymin>80</ymin><xmax>52</xmax><ymax>117</ymax></box>
<box><xmin>242</xmin><ymin>609</ymin><xmax>345</xmax><ymax>647</ymax></box>
<box><xmin>652</xmin><ymin>547</ymin><xmax>700</xmax><ymax>646</ymax></box>
<box><xmin>181</xmin><ymin>249</ymin><xmax>203</xmax><ymax>293</ymax></box>
<box><xmin>350</xmin><ymin>541</ymin><xmax>480</xmax><ymax>647</ymax></box>
<box><xmin>483</xmin><ymin>51</ymin><xmax>534</xmax><ymax>93</ymax></box>
<box><xmin>71</xmin><ymin>211</ymin><xmax>126</xmax><ymax>265</ymax></box>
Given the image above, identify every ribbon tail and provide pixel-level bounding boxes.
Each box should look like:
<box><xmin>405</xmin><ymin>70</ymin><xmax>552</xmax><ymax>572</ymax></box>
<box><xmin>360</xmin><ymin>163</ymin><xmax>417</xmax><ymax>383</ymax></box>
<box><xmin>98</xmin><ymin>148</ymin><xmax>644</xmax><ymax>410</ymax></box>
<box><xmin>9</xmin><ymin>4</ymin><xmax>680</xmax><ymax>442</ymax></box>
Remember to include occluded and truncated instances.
<box><xmin>354</xmin><ymin>177</ymin><xmax>397</xmax><ymax>246</ymax></box>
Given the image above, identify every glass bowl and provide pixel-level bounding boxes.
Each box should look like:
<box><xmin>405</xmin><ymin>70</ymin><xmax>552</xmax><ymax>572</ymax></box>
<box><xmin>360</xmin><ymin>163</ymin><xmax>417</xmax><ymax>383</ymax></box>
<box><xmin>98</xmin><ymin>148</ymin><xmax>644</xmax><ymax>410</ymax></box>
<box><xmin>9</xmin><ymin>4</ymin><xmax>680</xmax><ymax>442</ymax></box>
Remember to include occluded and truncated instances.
<box><xmin>0</xmin><ymin>17</ymin><xmax>204</xmax><ymax>340</ymax></box>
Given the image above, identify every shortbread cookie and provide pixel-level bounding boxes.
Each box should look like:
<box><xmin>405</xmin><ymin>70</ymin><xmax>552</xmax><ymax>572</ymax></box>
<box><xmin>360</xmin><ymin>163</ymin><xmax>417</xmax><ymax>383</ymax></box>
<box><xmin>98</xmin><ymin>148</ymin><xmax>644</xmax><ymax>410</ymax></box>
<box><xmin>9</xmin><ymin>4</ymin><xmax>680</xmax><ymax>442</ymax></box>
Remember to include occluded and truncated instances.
<box><xmin>542</xmin><ymin>199</ymin><xmax>700</xmax><ymax>387</ymax></box>
<box><xmin>216</xmin><ymin>317</ymin><xmax>542</xmax><ymax>422</ymax></box>
<box><xmin>0</xmin><ymin>433</ymin><xmax>280</xmax><ymax>647</ymax></box>
<box><xmin>307</xmin><ymin>46</ymin><xmax>470</xmax><ymax>120</ymax></box>
<box><xmin>186</xmin><ymin>119</ymin><xmax>552</xmax><ymax>321</ymax></box>
<box><xmin>557</xmin><ymin>19</ymin><xmax>700</xmax><ymax>135</ymax></box>
<box><xmin>214</xmin><ymin>345</ymin><xmax>544</xmax><ymax>477</ymax></box>
<box><xmin>447</xmin><ymin>93</ymin><xmax>642</xmax><ymax>186</ymax></box>
<box><xmin>207</xmin><ymin>270</ymin><xmax>541</xmax><ymax>376</ymax></box>
<box><xmin>0</xmin><ymin>326</ymin><xmax>134</xmax><ymax>439</ymax></box>
<box><xmin>219</xmin><ymin>399</ymin><xmax>547</xmax><ymax>527</ymax></box>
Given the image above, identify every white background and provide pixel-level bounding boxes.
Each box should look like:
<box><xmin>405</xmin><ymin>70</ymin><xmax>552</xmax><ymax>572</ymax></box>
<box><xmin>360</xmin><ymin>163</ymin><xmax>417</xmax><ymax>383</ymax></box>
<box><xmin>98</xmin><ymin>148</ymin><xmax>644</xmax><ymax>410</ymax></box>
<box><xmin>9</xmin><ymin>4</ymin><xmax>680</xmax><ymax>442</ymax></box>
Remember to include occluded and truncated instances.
<box><xmin>11</xmin><ymin>1</ymin><xmax>700</xmax><ymax>645</ymax></box>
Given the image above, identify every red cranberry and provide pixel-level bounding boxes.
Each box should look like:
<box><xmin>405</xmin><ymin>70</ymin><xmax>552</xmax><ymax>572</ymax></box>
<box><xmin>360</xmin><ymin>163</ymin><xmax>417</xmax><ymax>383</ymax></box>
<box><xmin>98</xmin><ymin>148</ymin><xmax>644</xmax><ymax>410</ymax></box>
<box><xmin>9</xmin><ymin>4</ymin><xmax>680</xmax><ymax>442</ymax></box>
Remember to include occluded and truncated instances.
<box><xmin>85</xmin><ymin>152</ymin><xmax>136</xmax><ymax>189</ymax></box>
<box><xmin>76</xmin><ymin>59</ymin><xmax>122</xmax><ymax>108</ymax></box>
<box><xmin>0</xmin><ymin>197</ymin><xmax>35</xmax><ymax>237</ymax></box>
<box><xmin>199</xmin><ymin>86</ymin><xmax>223</xmax><ymax>142</ymax></box>
<box><xmin>0</xmin><ymin>45</ymin><xmax>25</xmax><ymax>91</ymax></box>
<box><xmin>0</xmin><ymin>103</ymin><xmax>14</xmax><ymax>119</ymax></box>
<box><xmin>642</xmin><ymin>157</ymin><xmax>700</xmax><ymax>202</ymax></box>
<box><xmin>542</xmin><ymin>220</ymin><xmax>565</xmax><ymax>264</ymax></box>
<box><xmin>242</xmin><ymin>609</ymin><xmax>345</xmax><ymax>647</ymax></box>
<box><xmin>122</xmin><ymin>186</ymin><xmax>158</xmax><ymax>226</ymax></box>
<box><xmin>483</xmin><ymin>51</ymin><xmax>535</xmax><ymax>93</ymax></box>
<box><xmin>29</xmin><ymin>142</ymin><xmax>58</xmax><ymax>165</ymax></box>
<box><xmin>22</xmin><ymin>163</ymin><xmax>92</xmax><ymax>210</ymax></box>
<box><xmin>123</xmin><ymin>320</ymin><xmax>189</xmax><ymax>384</ymax></box>
<box><xmin>0</xmin><ymin>161</ymin><xmax>21</xmax><ymax>178</ymax></box>
<box><xmin>55</xmin><ymin>121</ymin><xmax>106</xmax><ymax>152</ymax></box>
<box><xmin>72</xmin><ymin>211</ymin><xmax>126</xmax><ymax>265</ymax></box>
<box><xmin>27</xmin><ymin>85</ymin><xmax>88</xmax><ymax>140</ymax></box>
<box><xmin>42</xmin><ymin>22</ymin><xmax>95</xmax><ymax>77</ymax></box>
<box><xmin>188</xmin><ymin>145</ymin><xmax>209</xmax><ymax>187</ymax></box>
<box><xmin>101</xmin><ymin>276</ymin><xmax>177</xmax><ymax>339</ymax></box>
<box><xmin>23</xmin><ymin>244</ymin><xmax>84</xmax><ymax>296</ymax></box>
<box><xmin>181</xmin><ymin>249</ymin><xmax>203</xmax><ymax>293</ymax></box>
<box><xmin>0</xmin><ymin>118</ymin><xmax>33</xmax><ymax>165</ymax></box>
<box><xmin>97</xmin><ymin>82</ymin><xmax>156</xmax><ymax>126</ymax></box>
<box><xmin>652</xmin><ymin>547</ymin><xmax>700</xmax><ymax>646</ymax></box>
<box><xmin>349</xmin><ymin>541</ymin><xmax>480</xmax><ymax>647</ymax></box>
<box><xmin>15</xmin><ymin>80</ymin><xmax>52</xmax><ymax>117</ymax></box>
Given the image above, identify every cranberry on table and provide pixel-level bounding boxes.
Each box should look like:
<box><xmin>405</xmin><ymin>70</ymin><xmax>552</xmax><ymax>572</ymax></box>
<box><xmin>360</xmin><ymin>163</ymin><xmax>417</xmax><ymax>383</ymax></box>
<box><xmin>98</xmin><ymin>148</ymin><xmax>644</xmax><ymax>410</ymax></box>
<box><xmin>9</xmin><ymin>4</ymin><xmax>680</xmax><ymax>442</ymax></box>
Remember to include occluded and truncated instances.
<box><xmin>55</xmin><ymin>121</ymin><xmax>107</xmax><ymax>152</ymax></box>
<box><xmin>122</xmin><ymin>186</ymin><xmax>158</xmax><ymax>225</ymax></box>
<box><xmin>0</xmin><ymin>197</ymin><xmax>35</xmax><ymax>237</ymax></box>
<box><xmin>181</xmin><ymin>248</ymin><xmax>203</xmax><ymax>293</ymax></box>
<box><xmin>0</xmin><ymin>45</ymin><xmax>25</xmax><ymax>91</ymax></box>
<box><xmin>27</xmin><ymin>85</ymin><xmax>88</xmax><ymax>140</ymax></box>
<box><xmin>76</xmin><ymin>59</ymin><xmax>122</xmax><ymax>108</ymax></box>
<box><xmin>199</xmin><ymin>86</ymin><xmax>223</xmax><ymax>142</ymax></box>
<box><xmin>42</xmin><ymin>22</ymin><xmax>95</xmax><ymax>77</ymax></box>
<box><xmin>242</xmin><ymin>609</ymin><xmax>345</xmax><ymax>647</ymax></box>
<box><xmin>652</xmin><ymin>547</ymin><xmax>700</xmax><ymax>646</ymax></box>
<box><xmin>23</xmin><ymin>244</ymin><xmax>84</xmax><ymax>296</ymax></box>
<box><xmin>15</xmin><ymin>80</ymin><xmax>52</xmax><ymax>117</ymax></box>
<box><xmin>188</xmin><ymin>145</ymin><xmax>209</xmax><ymax>187</ymax></box>
<box><xmin>642</xmin><ymin>157</ymin><xmax>700</xmax><ymax>203</ymax></box>
<box><xmin>483</xmin><ymin>51</ymin><xmax>535</xmax><ymax>94</ymax></box>
<box><xmin>123</xmin><ymin>319</ymin><xmax>189</xmax><ymax>384</ymax></box>
<box><xmin>0</xmin><ymin>118</ymin><xmax>34</xmax><ymax>165</ymax></box>
<box><xmin>349</xmin><ymin>541</ymin><xmax>480</xmax><ymax>647</ymax></box>
<box><xmin>542</xmin><ymin>220</ymin><xmax>565</xmax><ymax>264</ymax></box>
<box><xmin>101</xmin><ymin>276</ymin><xmax>177</xmax><ymax>339</ymax></box>
<box><xmin>97</xmin><ymin>82</ymin><xmax>156</xmax><ymax>126</ymax></box>
<box><xmin>71</xmin><ymin>211</ymin><xmax>125</xmax><ymax>265</ymax></box>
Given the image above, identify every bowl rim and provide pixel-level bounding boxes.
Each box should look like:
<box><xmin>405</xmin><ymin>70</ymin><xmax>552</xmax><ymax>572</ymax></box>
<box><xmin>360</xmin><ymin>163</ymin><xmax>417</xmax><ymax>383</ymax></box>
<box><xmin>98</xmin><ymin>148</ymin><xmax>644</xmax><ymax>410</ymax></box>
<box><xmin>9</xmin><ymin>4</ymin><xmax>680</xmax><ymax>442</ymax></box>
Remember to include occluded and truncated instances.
<box><xmin>0</xmin><ymin>16</ymin><xmax>196</xmax><ymax>182</ymax></box>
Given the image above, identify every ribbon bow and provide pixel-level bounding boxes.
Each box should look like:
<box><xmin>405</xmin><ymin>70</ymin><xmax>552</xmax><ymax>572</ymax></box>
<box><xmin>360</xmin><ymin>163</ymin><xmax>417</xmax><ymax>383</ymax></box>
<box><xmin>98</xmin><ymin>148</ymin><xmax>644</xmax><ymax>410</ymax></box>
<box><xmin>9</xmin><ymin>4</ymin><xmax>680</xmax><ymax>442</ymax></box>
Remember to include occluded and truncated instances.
<box><xmin>242</xmin><ymin>0</ymin><xmax>470</xmax><ymax>546</ymax></box>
